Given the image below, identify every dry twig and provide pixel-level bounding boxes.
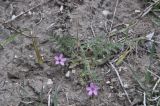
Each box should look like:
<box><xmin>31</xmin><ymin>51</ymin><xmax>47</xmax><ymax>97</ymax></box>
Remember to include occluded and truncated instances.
<box><xmin>90</xmin><ymin>22</ymin><xmax>96</xmax><ymax>37</ymax></box>
<box><xmin>143</xmin><ymin>92</ymin><xmax>147</xmax><ymax>106</ymax></box>
<box><xmin>109</xmin><ymin>62</ymin><xmax>132</xmax><ymax>104</ymax></box>
<box><xmin>153</xmin><ymin>79</ymin><xmax>160</xmax><ymax>92</ymax></box>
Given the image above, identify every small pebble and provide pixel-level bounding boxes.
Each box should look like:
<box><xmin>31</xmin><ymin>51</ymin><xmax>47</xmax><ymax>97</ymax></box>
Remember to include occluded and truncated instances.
<box><xmin>60</xmin><ymin>5</ymin><xmax>64</xmax><ymax>12</ymax></box>
<box><xmin>11</xmin><ymin>15</ymin><xmax>16</xmax><ymax>20</ymax></box>
<box><xmin>47</xmin><ymin>79</ymin><xmax>53</xmax><ymax>85</ymax></box>
<box><xmin>65</xmin><ymin>71</ymin><xmax>70</xmax><ymax>78</ymax></box>
<box><xmin>106</xmin><ymin>81</ymin><xmax>111</xmax><ymax>84</ymax></box>
<box><xmin>28</xmin><ymin>11</ymin><xmax>32</xmax><ymax>15</ymax></box>
<box><xmin>110</xmin><ymin>86</ymin><xmax>114</xmax><ymax>89</ymax></box>
<box><xmin>123</xmin><ymin>83</ymin><xmax>129</xmax><ymax>88</ymax></box>
<box><xmin>14</xmin><ymin>55</ymin><xmax>18</xmax><ymax>58</ymax></box>
<box><xmin>102</xmin><ymin>10</ymin><xmax>110</xmax><ymax>16</ymax></box>
<box><xmin>125</xmin><ymin>24</ymin><xmax>130</xmax><ymax>27</ymax></box>
<box><xmin>135</xmin><ymin>10</ymin><xmax>141</xmax><ymax>13</ymax></box>
<box><xmin>29</xmin><ymin>55</ymin><xmax>33</xmax><ymax>58</ymax></box>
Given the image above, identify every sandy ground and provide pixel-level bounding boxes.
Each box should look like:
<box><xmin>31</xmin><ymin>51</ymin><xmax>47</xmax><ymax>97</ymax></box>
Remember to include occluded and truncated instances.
<box><xmin>0</xmin><ymin>0</ymin><xmax>160</xmax><ymax>106</ymax></box>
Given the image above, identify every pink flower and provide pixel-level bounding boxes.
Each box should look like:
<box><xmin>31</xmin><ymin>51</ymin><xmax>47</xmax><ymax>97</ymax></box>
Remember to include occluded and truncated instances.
<box><xmin>54</xmin><ymin>53</ymin><xmax>66</xmax><ymax>66</ymax></box>
<box><xmin>86</xmin><ymin>83</ymin><xmax>99</xmax><ymax>96</ymax></box>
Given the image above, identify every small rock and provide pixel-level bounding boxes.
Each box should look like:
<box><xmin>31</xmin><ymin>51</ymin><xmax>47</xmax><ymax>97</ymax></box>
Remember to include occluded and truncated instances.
<box><xmin>123</xmin><ymin>83</ymin><xmax>129</xmax><ymax>88</ymax></box>
<box><xmin>110</xmin><ymin>86</ymin><xmax>114</xmax><ymax>89</ymax></box>
<box><xmin>47</xmin><ymin>79</ymin><xmax>53</xmax><ymax>85</ymax></box>
<box><xmin>11</xmin><ymin>15</ymin><xmax>16</xmax><ymax>20</ymax></box>
<box><xmin>106</xmin><ymin>81</ymin><xmax>111</xmax><ymax>84</ymax></box>
<box><xmin>102</xmin><ymin>10</ymin><xmax>110</xmax><ymax>16</ymax></box>
<box><xmin>60</xmin><ymin>5</ymin><xmax>64</xmax><ymax>12</ymax></box>
<box><xmin>28</xmin><ymin>11</ymin><xmax>32</xmax><ymax>15</ymax></box>
<box><xmin>65</xmin><ymin>71</ymin><xmax>70</xmax><ymax>78</ymax></box>
<box><xmin>135</xmin><ymin>10</ymin><xmax>141</xmax><ymax>13</ymax></box>
<box><xmin>125</xmin><ymin>24</ymin><xmax>130</xmax><ymax>27</ymax></box>
<box><xmin>14</xmin><ymin>55</ymin><xmax>18</xmax><ymax>58</ymax></box>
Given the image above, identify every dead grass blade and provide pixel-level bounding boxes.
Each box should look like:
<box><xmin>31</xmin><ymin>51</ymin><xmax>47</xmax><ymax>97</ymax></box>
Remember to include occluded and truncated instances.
<box><xmin>116</xmin><ymin>47</ymin><xmax>131</xmax><ymax>65</ymax></box>
<box><xmin>32</xmin><ymin>36</ymin><xmax>43</xmax><ymax>64</ymax></box>
<box><xmin>140</xmin><ymin>0</ymin><xmax>159</xmax><ymax>17</ymax></box>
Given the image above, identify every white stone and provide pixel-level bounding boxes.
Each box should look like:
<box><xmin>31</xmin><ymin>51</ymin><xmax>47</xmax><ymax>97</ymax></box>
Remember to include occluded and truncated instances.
<box><xmin>65</xmin><ymin>71</ymin><xmax>70</xmax><ymax>78</ymax></box>
<box><xmin>135</xmin><ymin>10</ymin><xmax>141</xmax><ymax>13</ymax></box>
<box><xmin>106</xmin><ymin>81</ymin><xmax>111</xmax><ymax>84</ymax></box>
<box><xmin>11</xmin><ymin>15</ymin><xmax>16</xmax><ymax>20</ymax></box>
<box><xmin>14</xmin><ymin>55</ymin><xmax>18</xmax><ymax>58</ymax></box>
<box><xmin>28</xmin><ymin>11</ymin><xmax>32</xmax><ymax>15</ymax></box>
<box><xmin>102</xmin><ymin>10</ymin><xmax>110</xmax><ymax>16</ymax></box>
<box><xmin>110</xmin><ymin>86</ymin><xmax>114</xmax><ymax>89</ymax></box>
<box><xmin>47</xmin><ymin>79</ymin><xmax>53</xmax><ymax>85</ymax></box>
<box><xmin>123</xmin><ymin>83</ymin><xmax>129</xmax><ymax>88</ymax></box>
<box><xmin>60</xmin><ymin>5</ymin><xmax>64</xmax><ymax>12</ymax></box>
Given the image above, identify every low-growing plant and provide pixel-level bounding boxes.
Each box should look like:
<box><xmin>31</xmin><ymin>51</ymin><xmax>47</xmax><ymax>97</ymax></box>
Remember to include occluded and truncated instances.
<box><xmin>51</xmin><ymin>34</ymin><xmax>123</xmax><ymax>67</ymax></box>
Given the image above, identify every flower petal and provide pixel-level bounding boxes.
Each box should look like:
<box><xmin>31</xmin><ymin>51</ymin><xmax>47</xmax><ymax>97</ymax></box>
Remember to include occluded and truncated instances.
<box><xmin>59</xmin><ymin>54</ymin><xmax>63</xmax><ymax>59</ymax></box>
<box><xmin>93</xmin><ymin>90</ymin><xmax>98</xmax><ymax>96</ymax></box>
<box><xmin>60</xmin><ymin>61</ymin><xmax>64</xmax><ymax>66</ymax></box>
<box><xmin>86</xmin><ymin>87</ymin><xmax>91</xmax><ymax>91</ymax></box>
<box><xmin>55</xmin><ymin>61</ymin><xmax>60</xmax><ymax>64</ymax></box>
<box><xmin>54</xmin><ymin>56</ymin><xmax>59</xmax><ymax>60</ymax></box>
<box><xmin>90</xmin><ymin>83</ymin><xmax>94</xmax><ymax>87</ymax></box>
<box><xmin>88</xmin><ymin>91</ymin><xmax>93</xmax><ymax>96</ymax></box>
<box><xmin>61</xmin><ymin>58</ymin><xmax>66</xmax><ymax>62</ymax></box>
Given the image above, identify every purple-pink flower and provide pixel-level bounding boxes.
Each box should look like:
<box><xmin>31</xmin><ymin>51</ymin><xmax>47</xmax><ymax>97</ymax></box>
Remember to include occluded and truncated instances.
<box><xmin>86</xmin><ymin>83</ymin><xmax>99</xmax><ymax>96</ymax></box>
<box><xmin>54</xmin><ymin>53</ymin><xmax>66</xmax><ymax>66</ymax></box>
